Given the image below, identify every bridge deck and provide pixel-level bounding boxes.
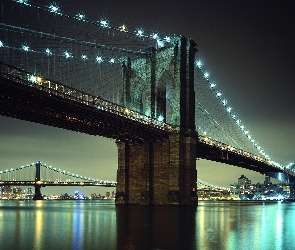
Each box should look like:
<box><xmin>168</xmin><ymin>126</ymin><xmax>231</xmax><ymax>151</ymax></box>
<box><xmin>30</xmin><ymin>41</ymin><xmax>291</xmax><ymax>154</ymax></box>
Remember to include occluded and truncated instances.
<box><xmin>0</xmin><ymin>68</ymin><xmax>171</xmax><ymax>143</ymax></box>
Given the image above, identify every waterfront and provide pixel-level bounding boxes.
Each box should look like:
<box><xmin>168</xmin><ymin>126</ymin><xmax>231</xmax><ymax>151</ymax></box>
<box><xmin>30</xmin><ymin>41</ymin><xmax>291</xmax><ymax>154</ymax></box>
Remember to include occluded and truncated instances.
<box><xmin>0</xmin><ymin>200</ymin><xmax>295</xmax><ymax>250</ymax></box>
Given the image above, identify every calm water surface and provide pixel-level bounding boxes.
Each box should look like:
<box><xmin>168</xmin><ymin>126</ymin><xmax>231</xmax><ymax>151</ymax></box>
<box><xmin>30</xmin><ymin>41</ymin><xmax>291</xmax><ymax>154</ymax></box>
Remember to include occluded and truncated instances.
<box><xmin>0</xmin><ymin>200</ymin><xmax>294</xmax><ymax>250</ymax></box>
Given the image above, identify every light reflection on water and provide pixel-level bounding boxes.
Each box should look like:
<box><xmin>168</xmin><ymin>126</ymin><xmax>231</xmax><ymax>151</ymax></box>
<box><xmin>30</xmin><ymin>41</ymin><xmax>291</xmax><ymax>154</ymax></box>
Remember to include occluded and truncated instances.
<box><xmin>0</xmin><ymin>200</ymin><xmax>295</xmax><ymax>249</ymax></box>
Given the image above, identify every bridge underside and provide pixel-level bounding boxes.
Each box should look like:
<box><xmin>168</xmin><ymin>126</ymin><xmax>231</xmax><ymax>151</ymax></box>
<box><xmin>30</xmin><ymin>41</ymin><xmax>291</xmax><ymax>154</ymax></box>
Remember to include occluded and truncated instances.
<box><xmin>0</xmin><ymin>76</ymin><xmax>169</xmax><ymax>143</ymax></box>
<box><xmin>196</xmin><ymin>143</ymin><xmax>286</xmax><ymax>177</ymax></box>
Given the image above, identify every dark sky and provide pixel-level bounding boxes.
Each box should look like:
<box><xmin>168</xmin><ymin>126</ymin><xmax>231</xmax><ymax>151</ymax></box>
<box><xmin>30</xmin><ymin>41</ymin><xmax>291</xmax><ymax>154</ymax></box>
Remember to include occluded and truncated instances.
<box><xmin>1</xmin><ymin>0</ymin><xmax>295</xmax><ymax>195</ymax></box>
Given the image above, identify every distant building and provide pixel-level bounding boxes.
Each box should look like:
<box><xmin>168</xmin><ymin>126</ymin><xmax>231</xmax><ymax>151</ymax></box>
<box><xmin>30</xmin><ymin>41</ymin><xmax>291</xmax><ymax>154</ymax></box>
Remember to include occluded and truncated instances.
<box><xmin>230</xmin><ymin>174</ymin><xmax>290</xmax><ymax>200</ymax></box>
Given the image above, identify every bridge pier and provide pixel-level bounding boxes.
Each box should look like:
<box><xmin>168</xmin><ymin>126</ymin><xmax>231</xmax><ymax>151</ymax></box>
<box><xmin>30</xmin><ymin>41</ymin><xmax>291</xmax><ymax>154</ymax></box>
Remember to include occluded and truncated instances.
<box><xmin>116</xmin><ymin>36</ymin><xmax>198</xmax><ymax>205</ymax></box>
<box><xmin>115</xmin><ymin>133</ymin><xmax>197</xmax><ymax>205</ymax></box>
<box><xmin>32</xmin><ymin>161</ymin><xmax>44</xmax><ymax>200</ymax></box>
<box><xmin>33</xmin><ymin>185</ymin><xmax>44</xmax><ymax>200</ymax></box>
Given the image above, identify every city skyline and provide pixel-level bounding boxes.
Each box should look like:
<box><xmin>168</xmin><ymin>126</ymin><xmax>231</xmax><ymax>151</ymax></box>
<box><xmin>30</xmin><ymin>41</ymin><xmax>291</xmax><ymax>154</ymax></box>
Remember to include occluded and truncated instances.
<box><xmin>1</xmin><ymin>0</ymin><xmax>294</xmax><ymax>194</ymax></box>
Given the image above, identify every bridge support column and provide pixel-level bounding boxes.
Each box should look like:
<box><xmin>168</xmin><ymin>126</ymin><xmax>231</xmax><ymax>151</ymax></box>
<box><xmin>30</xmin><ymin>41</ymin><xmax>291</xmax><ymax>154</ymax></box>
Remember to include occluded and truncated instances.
<box><xmin>33</xmin><ymin>185</ymin><xmax>43</xmax><ymax>200</ymax></box>
<box><xmin>33</xmin><ymin>161</ymin><xmax>44</xmax><ymax>200</ymax></box>
<box><xmin>115</xmin><ymin>133</ymin><xmax>197</xmax><ymax>206</ymax></box>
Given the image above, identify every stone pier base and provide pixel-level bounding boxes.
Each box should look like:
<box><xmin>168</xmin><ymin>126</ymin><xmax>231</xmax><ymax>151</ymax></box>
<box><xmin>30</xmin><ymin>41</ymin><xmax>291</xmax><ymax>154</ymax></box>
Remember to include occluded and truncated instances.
<box><xmin>115</xmin><ymin>133</ymin><xmax>197</xmax><ymax>205</ymax></box>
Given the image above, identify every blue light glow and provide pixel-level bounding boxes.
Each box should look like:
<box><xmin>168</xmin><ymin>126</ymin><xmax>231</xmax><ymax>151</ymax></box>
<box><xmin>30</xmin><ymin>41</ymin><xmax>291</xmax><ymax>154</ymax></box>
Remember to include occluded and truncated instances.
<box><xmin>204</xmin><ymin>72</ymin><xmax>210</xmax><ymax>79</ymax></box>
<box><xmin>49</xmin><ymin>4</ymin><xmax>60</xmax><ymax>14</ymax></box>
<box><xmin>109</xmin><ymin>58</ymin><xmax>115</xmax><ymax>64</ymax></box>
<box><xmin>151</xmin><ymin>33</ymin><xmax>159</xmax><ymax>40</ymax></box>
<box><xmin>157</xmin><ymin>115</ymin><xmax>164</xmax><ymax>122</ymax></box>
<box><xmin>157</xmin><ymin>40</ymin><xmax>165</xmax><ymax>48</ymax></box>
<box><xmin>136</xmin><ymin>29</ymin><xmax>144</xmax><ymax>37</ymax></box>
<box><xmin>76</xmin><ymin>13</ymin><xmax>85</xmax><ymax>21</ymax></box>
<box><xmin>14</xmin><ymin>0</ymin><xmax>29</xmax><ymax>5</ymax></box>
<box><xmin>100</xmin><ymin>20</ymin><xmax>109</xmax><ymax>28</ymax></box>
<box><xmin>0</xmin><ymin>41</ymin><xmax>3</xmax><ymax>48</ymax></box>
<box><xmin>96</xmin><ymin>56</ymin><xmax>103</xmax><ymax>63</ymax></box>
<box><xmin>45</xmin><ymin>48</ymin><xmax>52</xmax><ymax>56</ymax></box>
<box><xmin>196</xmin><ymin>61</ymin><xmax>202</xmax><ymax>68</ymax></box>
<box><xmin>164</xmin><ymin>36</ymin><xmax>171</xmax><ymax>43</ymax></box>
<box><xmin>22</xmin><ymin>45</ymin><xmax>29</xmax><ymax>51</ymax></box>
<box><xmin>63</xmin><ymin>51</ymin><xmax>72</xmax><ymax>58</ymax></box>
<box><xmin>81</xmin><ymin>54</ymin><xmax>88</xmax><ymax>60</ymax></box>
<box><xmin>28</xmin><ymin>74</ymin><xmax>36</xmax><ymax>82</ymax></box>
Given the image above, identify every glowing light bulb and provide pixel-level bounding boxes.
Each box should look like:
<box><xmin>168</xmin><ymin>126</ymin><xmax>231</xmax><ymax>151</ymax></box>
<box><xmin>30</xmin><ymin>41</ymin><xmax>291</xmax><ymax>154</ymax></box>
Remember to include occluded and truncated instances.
<box><xmin>49</xmin><ymin>4</ymin><xmax>60</xmax><ymax>14</ymax></box>
<box><xmin>76</xmin><ymin>13</ymin><xmax>85</xmax><ymax>21</ymax></box>
<box><xmin>136</xmin><ymin>29</ymin><xmax>144</xmax><ymax>37</ymax></box>
<box><xmin>158</xmin><ymin>115</ymin><xmax>164</xmax><ymax>122</ymax></box>
<box><xmin>210</xmin><ymin>83</ymin><xmax>216</xmax><ymax>88</ymax></box>
<box><xmin>96</xmin><ymin>56</ymin><xmax>103</xmax><ymax>63</ymax></box>
<box><xmin>164</xmin><ymin>36</ymin><xmax>171</xmax><ymax>43</ymax></box>
<box><xmin>45</xmin><ymin>48</ymin><xmax>52</xmax><ymax>56</ymax></box>
<box><xmin>196</xmin><ymin>61</ymin><xmax>202</xmax><ymax>68</ymax></box>
<box><xmin>14</xmin><ymin>0</ymin><xmax>29</xmax><ymax>5</ymax></box>
<box><xmin>22</xmin><ymin>45</ymin><xmax>29</xmax><ymax>51</ymax></box>
<box><xmin>151</xmin><ymin>33</ymin><xmax>159</xmax><ymax>40</ymax></box>
<box><xmin>119</xmin><ymin>24</ymin><xmax>127</xmax><ymax>32</ymax></box>
<box><xmin>28</xmin><ymin>74</ymin><xmax>36</xmax><ymax>82</ymax></box>
<box><xmin>204</xmin><ymin>72</ymin><xmax>209</xmax><ymax>79</ymax></box>
<box><xmin>63</xmin><ymin>51</ymin><xmax>72</xmax><ymax>58</ymax></box>
<box><xmin>81</xmin><ymin>54</ymin><xmax>88</xmax><ymax>60</ymax></box>
<box><xmin>109</xmin><ymin>58</ymin><xmax>115</xmax><ymax>64</ymax></box>
<box><xmin>100</xmin><ymin>19</ymin><xmax>109</xmax><ymax>28</ymax></box>
<box><xmin>0</xmin><ymin>41</ymin><xmax>3</xmax><ymax>47</ymax></box>
<box><xmin>216</xmin><ymin>92</ymin><xmax>222</xmax><ymax>97</ymax></box>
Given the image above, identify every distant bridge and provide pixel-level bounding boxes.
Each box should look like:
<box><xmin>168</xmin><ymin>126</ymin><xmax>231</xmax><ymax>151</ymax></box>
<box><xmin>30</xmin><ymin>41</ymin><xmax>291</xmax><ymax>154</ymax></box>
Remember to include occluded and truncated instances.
<box><xmin>0</xmin><ymin>161</ymin><xmax>226</xmax><ymax>200</ymax></box>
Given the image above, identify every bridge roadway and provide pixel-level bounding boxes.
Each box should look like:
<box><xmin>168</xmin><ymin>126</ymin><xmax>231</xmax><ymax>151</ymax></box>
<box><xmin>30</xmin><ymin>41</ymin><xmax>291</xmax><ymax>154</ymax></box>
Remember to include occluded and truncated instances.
<box><xmin>0</xmin><ymin>62</ymin><xmax>173</xmax><ymax>143</ymax></box>
<box><xmin>0</xmin><ymin>62</ymin><xmax>291</xmax><ymax>181</ymax></box>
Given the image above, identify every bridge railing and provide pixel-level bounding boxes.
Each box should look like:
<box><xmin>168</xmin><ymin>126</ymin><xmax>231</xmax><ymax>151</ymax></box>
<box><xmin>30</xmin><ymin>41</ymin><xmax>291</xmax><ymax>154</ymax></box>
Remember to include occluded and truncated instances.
<box><xmin>0</xmin><ymin>62</ymin><xmax>177</xmax><ymax>133</ymax></box>
<box><xmin>198</xmin><ymin>135</ymin><xmax>283</xmax><ymax>170</ymax></box>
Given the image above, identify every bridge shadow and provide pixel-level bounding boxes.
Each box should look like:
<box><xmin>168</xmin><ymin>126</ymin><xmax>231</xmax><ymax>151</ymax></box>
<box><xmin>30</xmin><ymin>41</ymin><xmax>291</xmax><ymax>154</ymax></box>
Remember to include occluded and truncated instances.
<box><xmin>116</xmin><ymin>206</ymin><xmax>197</xmax><ymax>249</ymax></box>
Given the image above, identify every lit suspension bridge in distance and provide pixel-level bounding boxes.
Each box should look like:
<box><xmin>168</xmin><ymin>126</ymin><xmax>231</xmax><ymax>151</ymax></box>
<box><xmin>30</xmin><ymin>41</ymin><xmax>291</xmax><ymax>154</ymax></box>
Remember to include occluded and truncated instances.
<box><xmin>0</xmin><ymin>161</ymin><xmax>223</xmax><ymax>189</ymax></box>
<box><xmin>0</xmin><ymin>161</ymin><xmax>117</xmax><ymax>187</ymax></box>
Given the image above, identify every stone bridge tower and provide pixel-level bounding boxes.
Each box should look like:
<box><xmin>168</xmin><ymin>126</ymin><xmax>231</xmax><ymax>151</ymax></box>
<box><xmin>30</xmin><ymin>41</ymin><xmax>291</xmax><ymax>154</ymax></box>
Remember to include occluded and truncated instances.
<box><xmin>116</xmin><ymin>36</ymin><xmax>198</xmax><ymax>205</ymax></box>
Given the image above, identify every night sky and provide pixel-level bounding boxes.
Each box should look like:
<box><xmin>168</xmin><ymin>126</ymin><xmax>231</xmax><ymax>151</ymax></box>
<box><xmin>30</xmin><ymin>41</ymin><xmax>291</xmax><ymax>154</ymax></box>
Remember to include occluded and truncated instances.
<box><xmin>1</xmin><ymin>0</ymin><xmax>295</xmax><ymax>195</ymax></box>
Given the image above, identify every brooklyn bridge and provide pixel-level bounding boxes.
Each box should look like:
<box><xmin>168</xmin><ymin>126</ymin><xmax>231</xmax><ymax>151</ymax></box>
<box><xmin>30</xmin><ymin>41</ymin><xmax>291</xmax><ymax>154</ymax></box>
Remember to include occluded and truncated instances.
<box><xmin>0</xmin><ymin>0</ymin><xmax>294</xmax><ymax>205</ymax></box>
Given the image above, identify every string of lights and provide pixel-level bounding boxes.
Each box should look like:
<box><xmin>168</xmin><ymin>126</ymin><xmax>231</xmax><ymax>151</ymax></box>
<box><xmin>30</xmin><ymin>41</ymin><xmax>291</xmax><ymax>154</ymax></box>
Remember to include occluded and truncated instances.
<box><xmin>195</xmin><ymin>60</ymin><xmax>282</xmax><ymax>168</ymax></box>
<box><xmin>12</xmin><ymin>0</ymin><xmax>173</xmax><ymax>47</ymax></box>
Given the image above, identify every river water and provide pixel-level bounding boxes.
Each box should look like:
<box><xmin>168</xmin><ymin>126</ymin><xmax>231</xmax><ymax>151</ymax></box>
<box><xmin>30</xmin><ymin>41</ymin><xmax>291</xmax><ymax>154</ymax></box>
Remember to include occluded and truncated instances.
<box><xmin>0</xmin><ymin>200</ymin><xmax>294</xmax><ymax>250</ymax></box>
